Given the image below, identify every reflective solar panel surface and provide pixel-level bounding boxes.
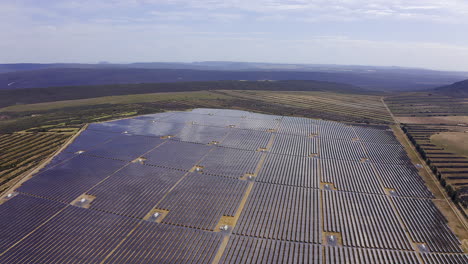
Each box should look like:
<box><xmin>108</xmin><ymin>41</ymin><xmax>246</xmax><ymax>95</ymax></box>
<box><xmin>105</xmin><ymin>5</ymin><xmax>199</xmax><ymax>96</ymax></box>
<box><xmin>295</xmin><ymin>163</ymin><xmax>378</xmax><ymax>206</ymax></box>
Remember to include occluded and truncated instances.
<box><xmin>1</xmin><ymin>108</ymin><xmax>466</xmax><ymax>263</ymax></box>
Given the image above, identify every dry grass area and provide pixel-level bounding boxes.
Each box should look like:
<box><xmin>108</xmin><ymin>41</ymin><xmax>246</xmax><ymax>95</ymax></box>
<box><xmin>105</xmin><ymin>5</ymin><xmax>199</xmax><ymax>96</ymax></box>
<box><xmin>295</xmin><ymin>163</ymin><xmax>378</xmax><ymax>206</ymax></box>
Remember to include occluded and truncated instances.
<box><xmin>431</xmin><ymin>132</ymin><xmax>468</xmax><ymax>157</ymax></box>
<box><xmin>396</xmin><ymin>116</ymin><xmax>468</xmax><ymax>125</ymax></box>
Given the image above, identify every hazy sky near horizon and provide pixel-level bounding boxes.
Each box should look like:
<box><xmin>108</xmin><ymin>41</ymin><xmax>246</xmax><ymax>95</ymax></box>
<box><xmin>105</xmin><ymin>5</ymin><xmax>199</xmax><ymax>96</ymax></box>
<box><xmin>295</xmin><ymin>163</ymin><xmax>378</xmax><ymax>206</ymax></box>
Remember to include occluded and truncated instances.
<box><xmin>1</xmin><ymin>0</ymin><xmax>468</xmax><ymax>71</ymax></box>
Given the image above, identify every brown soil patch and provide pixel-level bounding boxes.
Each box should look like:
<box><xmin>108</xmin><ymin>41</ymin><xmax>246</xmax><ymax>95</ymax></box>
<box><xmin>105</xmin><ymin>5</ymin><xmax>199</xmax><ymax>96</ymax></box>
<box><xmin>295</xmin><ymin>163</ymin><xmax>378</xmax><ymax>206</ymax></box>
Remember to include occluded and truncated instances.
<box><xmin>431</xmin><ymin>132</ymin><xmax>468</xmax><ymax>158</ymax></box>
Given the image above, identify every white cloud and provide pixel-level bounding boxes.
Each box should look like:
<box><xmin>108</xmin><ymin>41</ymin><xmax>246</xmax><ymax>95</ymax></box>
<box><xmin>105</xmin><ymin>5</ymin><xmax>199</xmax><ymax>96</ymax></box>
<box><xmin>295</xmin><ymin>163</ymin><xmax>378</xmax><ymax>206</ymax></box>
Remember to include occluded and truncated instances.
<box><xmin>150</xmin><ymin>0</ymin><xmax>468</xmax><ymax>23</ymax></box>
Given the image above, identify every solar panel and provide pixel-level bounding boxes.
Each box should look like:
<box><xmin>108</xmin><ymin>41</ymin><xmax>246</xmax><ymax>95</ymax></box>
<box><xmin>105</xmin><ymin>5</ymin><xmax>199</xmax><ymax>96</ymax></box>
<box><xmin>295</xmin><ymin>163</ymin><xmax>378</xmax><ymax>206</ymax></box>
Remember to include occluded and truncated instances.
<box><xmin>104</xmin><ymin>222</ymin><xmax>223</xmax><ymax>264</ymax></box>
<box><xmin>234</xmin><ymin>183</ymin><xmax>321</xmax><ymax>244</ymax></box>
<box><xmin>17</xmin><ymin>155</ymin><xmax>126</xmax><ymax>203</ymax></box>
<box><xmin>323</xmin><ymin>246</ymin><xmax>421</xmax><ymax>264</ymax></box>
<box><xmin>220</xmin><ymin>129</ymin><xmax>272</xmax><ymax>151</ymax></box>
<box><xmin>86</xmin><ymin>134</ymin><xmax>165</xmax><ymax>161</ymax></box>
<box><xmin>221</xmin><ymin>235</ymin><xmax>322</xmax><ymax>264</ymax></box>
<box><xmin>64</xmin><ymin>130</ymin><xmax>118</xmax><ymax>153</ymax></box>
<box><xmin>321</xmin><ymin>159</ymin><xmax>384</xmax><ymax>194</ymax></box>
<box><xmin>277</xmin><ymin>116</ymin><xmax>318</xmax><ymax>137</ymax></box>
<box><xmin>323</xmin><ymin>190</ymin><xmax>413</xmax><ymax>250</ymax></box>
<box><xmin>392</xmin><ymin>197</ymin><xmax>463</xmax><ymax>253</ymax></box>
<box><xmin>87</xmin><ymin>164</ymin><xmax>187</xmax><ymax>218</ymax></box>
<box><xmin>157</xmin><ymin>173</ymin><xmax>248</xmax><ymax>230</ymax></box>
<box><xmin>316</xmin><ymin>121</ymin><xmax>357</xmax><ymax>140</ymax></box>
<box><xmin>374</xmin><ymin>163</ymin><xmax>434</xmax><ymax>198</ymax></box>
<box><xmin>363</xmin><ymin>142</ymin><xmax>411</xmax><ymax>165</ymax></box>
<box><xmin>320</xmin><ymin>139</ymin><xmax>367</xmax><ymax>162</ymax></box>
<box><xmin>257</xmin><ymin>153</ymin><xmax>319</xmax><ymax>188</ymax></box>
<box><xmin>144</xmin><ymin>140</ymin><xmax>213</xmax><ymax>171</ymax></box>
<box><xmin>353</xmin><ymin>126</ymin><xmax>400</xmax><ymax>145</ymax></box>
<box><xmin>38</xmin><ymin>151</ymin><xmax>77</xmax><ymax>173</ymax></box>
<box><xmin>420</xmin><ymin>252</ymin><xmax>468</xmax><ymax>264</ymax></box>
<box><xmin>199</xmin><ymin>147</ymin><xmax>262</xmax><ymax>178</ymax></box>
<box><xmin>270</xmin><ymin>133</ymin><xmax>318</xmax><ymax>156</ymax></box>
<box><xmin>0</xmin><ymin>194</ymin><xmax>66</xmax><ymax>253</ymax></box>
<box><xmin>0</xmin><ymin>206</ymin><xmax>138</xmax><ymax>264</ymax></box>
<box><xmin>176</xmin><ymin>124</ymin><xmax>230</xmax><ymax>144</ymax></box>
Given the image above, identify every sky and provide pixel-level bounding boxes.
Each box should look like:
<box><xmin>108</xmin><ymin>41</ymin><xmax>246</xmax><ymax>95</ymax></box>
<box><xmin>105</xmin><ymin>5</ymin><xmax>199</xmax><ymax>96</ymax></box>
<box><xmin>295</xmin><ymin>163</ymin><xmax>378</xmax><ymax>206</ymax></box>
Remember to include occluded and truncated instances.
<box><xmin>1</xmin><ymin>0</ymin><xmax>468</xmax><ymax>71</ymax></box>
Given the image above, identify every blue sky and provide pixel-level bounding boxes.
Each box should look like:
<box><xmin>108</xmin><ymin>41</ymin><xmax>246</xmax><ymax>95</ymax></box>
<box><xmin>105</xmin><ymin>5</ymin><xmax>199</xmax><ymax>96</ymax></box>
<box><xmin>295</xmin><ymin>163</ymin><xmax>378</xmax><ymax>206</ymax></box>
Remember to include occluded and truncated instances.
<box><xmin>1</xmin><ymin>0</ymin><xmax>468</xmax><ymax>71</ymax></box>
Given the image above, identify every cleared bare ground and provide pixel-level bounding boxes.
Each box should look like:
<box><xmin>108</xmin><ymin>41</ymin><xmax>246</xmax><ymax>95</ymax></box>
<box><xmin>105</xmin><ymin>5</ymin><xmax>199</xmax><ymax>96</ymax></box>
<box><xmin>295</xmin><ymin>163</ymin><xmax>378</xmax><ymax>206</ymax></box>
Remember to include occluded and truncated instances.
<box><xmin>431</xmin><ymin>132</ymin><xmax>468</xmax><ymax>158</ymax></box>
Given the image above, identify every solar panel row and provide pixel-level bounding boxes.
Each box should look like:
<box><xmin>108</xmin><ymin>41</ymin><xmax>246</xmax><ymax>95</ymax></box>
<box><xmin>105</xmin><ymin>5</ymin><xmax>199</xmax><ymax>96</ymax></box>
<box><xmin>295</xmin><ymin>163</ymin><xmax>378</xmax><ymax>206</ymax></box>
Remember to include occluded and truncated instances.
<box><xmin>157</xmin><ymin>173</ymin><xmax>248</xmax><ymax>230</ymax></box>
<box><xmin>199</xmin><ymin>147</ymin><xmax>262</xmax><ymax>178</ymax></box>
<box><xmin>221</xmin><ymin>235</ymin><xmax>322</xmax><ymax>264</ymax></box>
<box><xmin>323</xmin><ymin>246</ymin><xmax>421</xmax><ymax>264</ymax></box>
<box><xmin>103</xmin><ymin>221</ymin><xmax>223</xmax><ymax>264</ymax></box>
<box><xmin>353</xmin><ymin>126</ymin><xmax>401</xmax><ymax>145</ymax></box>
<box><xmin>219</xmin><ymin>129</ymin><xmax>272</xmax><ymax>151</ymax></box>
<box><xmin>87</xmin><ymin>164</ymin><xmax>187</xmax><ymax>218</ymax></box>
<box><xmin>0</xmin><ymin>205</ymin><xmax>138</xmax><ymax>264</ymax></box>
<box><xmin>321</xmin><ymin>159</ymin><xmax>384</xmax><ymax>194</ymax></box>
<box><xmin>322</xmin><ymin>190</ymin><xmax>413</xmax><ymax>250</ymax></box>
<box><xmin>319</xmin><ymin>139</ymin><xmax>366</xmax><ymax>161</ymax></box>
<box><xmin>374</xmin><ymin>163</ymin><xmax>435</xmax><ymax>198</ymax></box>
<box><xmin>17</xmin><ymin>155</ymin><xmax>126</xmax><ymax>203</ymax></box>
<box><xmin>144</xmin><ymin>140</ymin><xmax>213</xmax><ymax>171</ymax></box>
<box><xmin>270</xmin><ymin>134</ymin><xmax>318</xmax><ymax>157</ymax></box>
<box><xmin>392</xmin><ymin>197</ymin><xmax>462</xmax><ymax>253</ymax></box>
<box><xmin>256</xmin><ymin>153</ymin><xmax>319</xmax><ymax>188</ymax></box>
<box><xmin>234</xmin><ymin>183</ymin><xmax>321</xmax><ymax>244</ymax></box>
<box><xmin>420</xmin><ymin>253</ymin><xmax>468</xmax><ymax>264</ymax></box>
<box><xmin>0</xmin><ymin>194</ymin><xmax>66</xmax><ymax>253</ymax></box>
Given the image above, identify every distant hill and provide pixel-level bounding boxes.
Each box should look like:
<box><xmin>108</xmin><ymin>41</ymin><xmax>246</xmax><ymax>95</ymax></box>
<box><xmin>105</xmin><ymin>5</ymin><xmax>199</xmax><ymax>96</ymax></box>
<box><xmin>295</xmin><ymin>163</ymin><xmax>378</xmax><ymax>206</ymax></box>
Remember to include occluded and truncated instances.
<box><xmin>1</xmin><ymin>66</ymin><xmax>467</xmax><ymax>91</ymax></box>
<box><xmin>434</xmin><ymin>79</ymin><xmax>468</xmax><ymax>97</ymax></box>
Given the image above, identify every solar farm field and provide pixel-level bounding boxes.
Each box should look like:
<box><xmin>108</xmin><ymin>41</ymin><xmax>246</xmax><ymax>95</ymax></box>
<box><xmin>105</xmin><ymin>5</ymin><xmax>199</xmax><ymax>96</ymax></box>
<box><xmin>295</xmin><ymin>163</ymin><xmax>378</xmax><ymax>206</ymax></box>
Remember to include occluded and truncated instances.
<box><xmin>0</xmin><ymin>108</ymin><xmax>467</xmax><ymax>263</ymax></box>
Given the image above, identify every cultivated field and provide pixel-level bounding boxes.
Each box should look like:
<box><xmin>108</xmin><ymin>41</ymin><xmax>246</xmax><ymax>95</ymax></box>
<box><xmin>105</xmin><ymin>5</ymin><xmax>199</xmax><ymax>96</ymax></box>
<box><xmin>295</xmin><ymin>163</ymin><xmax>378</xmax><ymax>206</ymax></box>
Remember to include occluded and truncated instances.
<box><xmin>217</xmin><ymin>90</ymin><xmax>394</xmax><ymax>124</ymax></box>
<box><xmin>0</xmin><ymin>133</ymin><xmax>71</xmax><ymax>194</ymax></box>
<box><xmin>385</xmin><ymin>92</ymin><xmax>468</xmax><ymax>117</ymax></box>
<box><xmin>0</xmin><ymin>109</ymin><xmax>466</xmax><ymax>263</ymax></box>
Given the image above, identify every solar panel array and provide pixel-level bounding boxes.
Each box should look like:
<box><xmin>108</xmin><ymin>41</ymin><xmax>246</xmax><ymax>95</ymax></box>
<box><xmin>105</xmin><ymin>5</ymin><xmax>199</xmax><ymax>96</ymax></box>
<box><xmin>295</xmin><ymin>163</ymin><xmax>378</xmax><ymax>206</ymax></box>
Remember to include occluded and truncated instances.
<box><xmin>1</xmin><ymin>108</ymin><xmax>466</xmax><ymax>263</ymax></box>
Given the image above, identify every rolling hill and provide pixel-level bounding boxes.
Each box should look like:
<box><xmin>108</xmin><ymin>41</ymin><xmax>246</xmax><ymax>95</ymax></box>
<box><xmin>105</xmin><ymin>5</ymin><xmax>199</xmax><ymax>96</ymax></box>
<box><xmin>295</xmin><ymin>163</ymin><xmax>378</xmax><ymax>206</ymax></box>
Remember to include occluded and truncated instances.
<box><xmin>435</xmin><ymin>79</ymin><xmax>468</xmax><ymax>97</ymax></box>
<box><xmin>1</xmin><ymin>64</ymin><xmax>467</xmax><ymax>91</ymax></box>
